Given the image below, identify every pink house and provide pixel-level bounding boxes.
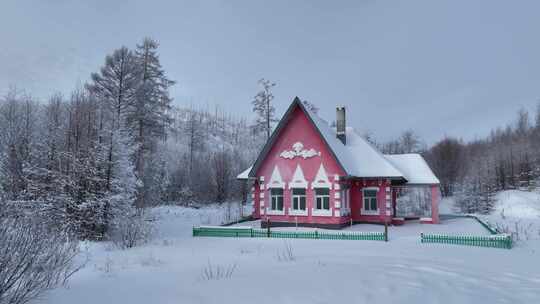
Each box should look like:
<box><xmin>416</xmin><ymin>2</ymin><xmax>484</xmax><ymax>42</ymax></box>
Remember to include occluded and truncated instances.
<box><xmin>237</xmin><ymin>97</ymin><xmax>440</xmax><ymax>229</ymax></box>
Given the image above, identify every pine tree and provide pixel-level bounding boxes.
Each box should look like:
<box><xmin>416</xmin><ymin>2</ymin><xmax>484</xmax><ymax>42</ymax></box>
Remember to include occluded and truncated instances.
<box><xmin>127</xmin><ymin>38</ymin><xmax>175</xmax><ymax>208</ymax></box>
<box><xmin>87</xmin><ymin>47</ymin><xmax>140</xmax><ymax>191</ymax></box>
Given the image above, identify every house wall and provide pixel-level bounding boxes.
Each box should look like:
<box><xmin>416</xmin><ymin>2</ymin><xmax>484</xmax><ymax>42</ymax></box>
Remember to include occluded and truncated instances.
<box><xmin>253</xmin><ymin>105</ymin><xmax>350</xmax><ymax>227</ymax></box>
<box><xmin>349</xmin><ymin>179</ymin><xmax>393</xmax><ymax>224</ymax></box>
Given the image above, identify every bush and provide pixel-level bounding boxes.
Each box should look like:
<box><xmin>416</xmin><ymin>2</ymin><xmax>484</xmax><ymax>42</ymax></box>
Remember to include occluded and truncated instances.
<box><xmin>109</xmin><ymin>213</ymin><xmax>154</xmax><ymax>249</ymax></box>
<box><xmin>0</xmin><ymin>218</ymin><xmax>82</xmax><ymax>304</ymax></box>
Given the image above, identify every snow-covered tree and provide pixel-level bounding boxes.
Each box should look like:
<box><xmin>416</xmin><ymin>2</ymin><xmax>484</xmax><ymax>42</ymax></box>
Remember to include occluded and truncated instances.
<box><xmin>251</xmin><ymin>78</ymin><xmax>277</xmax><ymax>139</ymax></box>
<box><xmin>128</xmin><ymin>38</ymin><xmax>175</xmax><ymax>208</ymax></box>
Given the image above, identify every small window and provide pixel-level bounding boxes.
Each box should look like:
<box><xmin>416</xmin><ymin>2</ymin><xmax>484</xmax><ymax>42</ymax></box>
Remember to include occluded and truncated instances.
<box><xmin>315</xmin><ymin>188</ymin><xmax>330</xmax><ymax>210</ymax></box>
<box><xmin>363</xmin><ymin>189</ymin><xmax>378</xmax><ymax>213</ymax></box>
<box><xmin>292</xmin><ymin>188</ymin><xmax>306</xmax><ymax>211</ymax></box>
<box><xmin>270</xmin><ymin>188</ymin><xmax>284</xmax><ymax>211</ymax></box>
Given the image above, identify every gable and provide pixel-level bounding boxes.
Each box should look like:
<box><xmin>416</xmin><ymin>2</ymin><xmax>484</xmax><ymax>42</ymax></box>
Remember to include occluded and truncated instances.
<box><xmin>252</xmin><ymin>100</ymin><xmax>346</xmax><ymax>184</ymax></box>
<box><xmin>249</xmin><ymin>97</ymin><xmax>347</xmax><ymax>179</ymax></box>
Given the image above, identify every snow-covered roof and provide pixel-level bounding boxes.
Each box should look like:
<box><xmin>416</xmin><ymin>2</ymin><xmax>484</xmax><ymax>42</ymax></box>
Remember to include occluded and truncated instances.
<box><xmin>384</xmin><ymin>154</ymin><xmax>440</xmax><ymax>184</ymax></box>
<box><xmin>305</xmin><ymin>106</ymin><xmax>404</xmax><ymax>178</ymax></box>
<box><xmin>236</xmin><ymin>166</ymin><xmax>252</xmax><ymax>180</ymax></box>
<box><xmin>240</xmin><ymin>97</ymin><xmax>440</xmax><ymax>185</ymax></box>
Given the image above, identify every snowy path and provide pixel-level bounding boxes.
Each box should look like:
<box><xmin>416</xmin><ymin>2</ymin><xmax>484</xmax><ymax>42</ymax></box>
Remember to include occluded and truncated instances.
<box><xmin>42</xmin><ymin>205</ymin><xmax>540</xmax><ymax>304</ymax></box>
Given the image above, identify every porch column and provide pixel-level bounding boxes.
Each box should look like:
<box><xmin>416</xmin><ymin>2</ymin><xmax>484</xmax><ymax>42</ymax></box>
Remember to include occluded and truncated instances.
<box><xmin>430</xmin><ymin>185</ymin><xmax>440</xmax><ymax>224</ymax></box>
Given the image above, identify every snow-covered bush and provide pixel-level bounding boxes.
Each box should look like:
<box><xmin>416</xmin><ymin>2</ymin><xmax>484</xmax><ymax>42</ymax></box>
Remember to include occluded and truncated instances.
<box><xmin>109</xmin><ymin>213</ymin><xmax>154</xmax><ymax>250</ymax></box>
<box><xmin>0</xmin><ymin>217</ymin><xmax>82</xmax><ymax>304</ymax></box>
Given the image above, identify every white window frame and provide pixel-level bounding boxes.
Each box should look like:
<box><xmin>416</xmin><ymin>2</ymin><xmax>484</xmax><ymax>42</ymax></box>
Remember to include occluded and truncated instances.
<box><xmin>268</xmin><ymin>188</ymin><xmax>285</xmax><ymax>215</ymax></box>
<box><xmin>362</xmin><ymin>187</ymin><xmax>379</xmax><ymax>215</ymax></box>
<box><xmin>312</xmin><ymin>188</ymin><xmax>332</xmax><ymax>216</ymax></box>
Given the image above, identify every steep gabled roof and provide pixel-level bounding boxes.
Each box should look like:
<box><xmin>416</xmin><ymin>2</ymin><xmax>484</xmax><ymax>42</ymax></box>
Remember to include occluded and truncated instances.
<box><xmin>243</xmin><ymin>97</ymin><xmax>438</xmax><ymax>184</ymax></box>
<box><xmin>248</xmin><ymin>97</ymin><xmax>348</xmax><ymax>178</ymax></box>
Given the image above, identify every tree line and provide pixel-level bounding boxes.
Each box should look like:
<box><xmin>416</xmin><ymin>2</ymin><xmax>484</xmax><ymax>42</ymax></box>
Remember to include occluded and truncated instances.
<box><xmin>0</xmin><ymin>38</ymin><xmax>267</xmax><ymax>241</ymax></box>
<box><xmin>424</xmin><ymin>106</ymin><xmax>540</xmax><ymax>213</ymax></box>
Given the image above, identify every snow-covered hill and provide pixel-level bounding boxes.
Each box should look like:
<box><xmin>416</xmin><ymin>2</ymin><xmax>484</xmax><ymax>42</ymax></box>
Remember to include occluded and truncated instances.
<box><xmin>480</xmin><ymin>190</ymin><xmax>540</xmax><ymax>242</ymax></box>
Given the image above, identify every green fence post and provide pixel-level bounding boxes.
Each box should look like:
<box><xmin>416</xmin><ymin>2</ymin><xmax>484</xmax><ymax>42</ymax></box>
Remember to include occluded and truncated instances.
<box><xmin>384</xmin><ymin>221</ymin><xmax>388</xmax><ymax>242</ymax></box>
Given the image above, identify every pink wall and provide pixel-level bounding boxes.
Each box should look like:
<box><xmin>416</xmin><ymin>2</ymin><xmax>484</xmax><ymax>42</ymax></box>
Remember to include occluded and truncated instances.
<box><xmin>349</xmin><ymin>179</ymin><xmax>393</xmax><ymax>224</ymax></box>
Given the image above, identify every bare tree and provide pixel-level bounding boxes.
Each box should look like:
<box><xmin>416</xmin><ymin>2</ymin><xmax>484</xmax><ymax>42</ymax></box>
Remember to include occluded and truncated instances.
<box><xmin>252</xmin><ymin>78</ymin><xmax>277</xmax><ymax>139</ymax></box>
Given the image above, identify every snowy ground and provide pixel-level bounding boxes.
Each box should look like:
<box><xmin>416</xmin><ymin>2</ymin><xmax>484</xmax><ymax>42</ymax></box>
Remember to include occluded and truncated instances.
<box><xmin>41</xmin><ymin>200</ymin><xmax>540</xmax><ymax>304</ymax></box>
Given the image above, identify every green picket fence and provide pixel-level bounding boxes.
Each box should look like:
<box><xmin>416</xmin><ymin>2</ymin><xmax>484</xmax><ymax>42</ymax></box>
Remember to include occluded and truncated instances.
<box><xmin>193</xmin><ymin>226</ymin><xmax>386</xmax><ymax>241</ymax></box>
<box><xmin>421</xmin><ymin>233</ymin><xmax>512</xmax><ymax>249</ymax></box>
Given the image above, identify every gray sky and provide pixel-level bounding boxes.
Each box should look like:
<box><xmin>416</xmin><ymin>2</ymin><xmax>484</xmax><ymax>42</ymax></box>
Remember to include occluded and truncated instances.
<box><xmin>1</xmin><ymin>0</ymin><xmax>539</xmax><ymax>144</ymax></box>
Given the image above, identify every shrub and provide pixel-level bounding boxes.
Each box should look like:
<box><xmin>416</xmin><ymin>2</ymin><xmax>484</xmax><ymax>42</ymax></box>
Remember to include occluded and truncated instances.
<box><xmin>0</xmin><ymin>218</ymin><xmax>82</xmax><ymax>304</ymax></box>
<box><xmin>109</xmin><ymin>213</ymin><xmax>154</xmax><ymax>250</ymax></box>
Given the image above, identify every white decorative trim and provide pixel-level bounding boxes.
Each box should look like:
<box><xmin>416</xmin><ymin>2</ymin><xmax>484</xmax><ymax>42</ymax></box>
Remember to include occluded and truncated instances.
<box><xmin>288</xmin><ymin>164</ymin><xmax>308</xmax><ymax>189</ymax></box>
<box><xmin>385</xmin><ymin>194</ymin><xmax>391</xmax><ymax>200</ymax></box>
<box><xmin>312</xmin><ymin>209</ymin><xmax>332</xmax><ymax>217</ymax></box>
<box><xmin>334</xmin><ymin>210</ymin><xmax>341</xmax><ymax>217</ymax></box>
<box><xmin>260</xmin><ymin>184</ymin><xmax>265</xmax><ymax>190</ymax></box>
<box><xmin>266</xmin><ymin>166</ymin><xmax>285</xmax><ymax>189</ymax></box>
<box><xmin>363</xmin><ymin>186</ymin><xmax>380</xmax><ymax>191</ymax></box>
<box><xmin>259</xmin><ymin>176</ymin><xmax>265</xmax><ymax>182</ymax></box>
<box><xmin>334</xmin><ymin>200</ymin><xmax>341</xmax><ymax>208</ymax></box>
<box><xmin>334</xmin><ymin>192</ymin><xmax>341</xmax><ymax>199</ymax></box>
<box><xmin>386</xmin><ymin>202</ymin><xmax>391</xmax><ymax>208</ymax></box>
<box><xmin>280</xmin><ymin>142</ymin><xmax>321</xmax><ymax>159</ymax></box>
<box><xmin>361</xmin><ymin>209</ymin><xmax>379</xmax><ymax>216</ymax></box>
<box><xmin>259</xmin><ymin>192</ymin><xmax>265</xmax><ymax>199</ymax></box>
<box><xmin>311</xmin><ymin>164</ymin><xmax>332</xmax><ymax>189</ymax></box>
<box><xmin>288</xmin><ymin>208</ymin><xmax>308</xmax><ymax>216</ymax></box>
<box><xmin>334</xmin><ymin>183</ymin><xmax>341</xmax><ymax>190</ymax></box>
<box><xmin>386</xmin><ymin>210</ymin><xmax>391</xmax><ymax>216</ymax></box>
<box><xmin>267</xmin><ymin>209</ymin><xmax>285</xmax><ymax>216</ymax></box>
<box><xmin>334</xmin><ymin>174</ymin><xmax>340</xmax><ymax>181</ymax></box>
<box><xmin>385</xmin><ymin>187</ymin><xmax>391</xmax><ymax>193</ymax></box>
<box><xmin>260</xmin><ymin>200</ymin><xmax>264</xmax><ymax>207</ymax></box>
<box><xmin>260</xmin><ymin>207</ymin><xmax>265</xmax><ymax>215</ymax></box>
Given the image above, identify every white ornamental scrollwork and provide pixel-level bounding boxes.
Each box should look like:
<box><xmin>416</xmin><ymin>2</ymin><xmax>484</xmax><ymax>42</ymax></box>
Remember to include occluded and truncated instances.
<box><xmin>279</xmin><ymin>142</ymin><xmax>321</xmax><ymax>159</ymax></box>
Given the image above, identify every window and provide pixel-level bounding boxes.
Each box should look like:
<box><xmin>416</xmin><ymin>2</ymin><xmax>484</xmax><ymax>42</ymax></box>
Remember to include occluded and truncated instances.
<box><xmin>363</xmin><ymin>189</ymin><xmax>378</xmax><ymax>214</ymax></box>
<box><xmin>270</xmin><ymin>188</ymin><xmax>284</xmax><ymax>211</ymax></box>
<box><xmin>292</xmin><ymin>188</ymin><xmax>306</xmax><ymax>211</ymax></box>
<box><xmin>315</xmin><ymin>188</ymin><xmax>330</xmax><ymax>210</ymax></box>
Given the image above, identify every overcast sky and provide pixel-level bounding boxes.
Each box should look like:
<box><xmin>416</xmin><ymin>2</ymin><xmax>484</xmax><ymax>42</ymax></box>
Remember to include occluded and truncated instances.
<box><xmin>1</xmin><ymin>0</ymin><xmax>539</xmax><ymax>144</ymax></box>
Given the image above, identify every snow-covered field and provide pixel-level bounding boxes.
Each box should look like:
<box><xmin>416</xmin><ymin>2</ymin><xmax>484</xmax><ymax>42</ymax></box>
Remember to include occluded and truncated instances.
<box><xmin>40</xmin><ymin>198</ymin><xmax>540</xmax><ymax>304</ymax></box>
